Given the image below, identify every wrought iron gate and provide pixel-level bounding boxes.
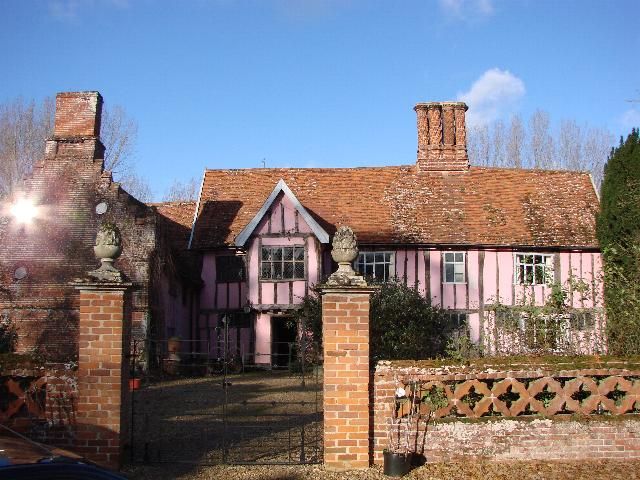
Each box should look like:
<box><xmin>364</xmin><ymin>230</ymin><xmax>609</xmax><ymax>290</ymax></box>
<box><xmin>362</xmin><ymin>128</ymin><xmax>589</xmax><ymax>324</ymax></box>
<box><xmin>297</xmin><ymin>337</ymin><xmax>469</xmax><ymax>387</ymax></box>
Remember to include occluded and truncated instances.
<box><xmin>128</xmin><ymin>337</ymin><xmax>323</xmax><ymax>465</ymax></box>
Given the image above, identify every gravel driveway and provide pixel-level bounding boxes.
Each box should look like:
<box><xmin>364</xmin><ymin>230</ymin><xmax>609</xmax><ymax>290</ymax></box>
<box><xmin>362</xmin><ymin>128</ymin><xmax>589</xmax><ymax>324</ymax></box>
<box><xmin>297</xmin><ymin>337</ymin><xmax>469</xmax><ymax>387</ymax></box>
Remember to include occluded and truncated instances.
<box><xmin>125</xmin><ymin>459</ymin><xmax>640</xmax><ymax>480</ymax></box>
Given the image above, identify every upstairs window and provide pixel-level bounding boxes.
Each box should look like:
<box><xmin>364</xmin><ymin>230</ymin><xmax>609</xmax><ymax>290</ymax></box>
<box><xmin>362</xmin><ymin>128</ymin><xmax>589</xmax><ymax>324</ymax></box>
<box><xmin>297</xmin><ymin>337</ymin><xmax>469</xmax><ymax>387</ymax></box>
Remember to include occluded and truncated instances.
<box><xmin>355</xmin><ymin>252</ymin><xmax>394</xmax><ymax>282</ymax></box>
<box><xmin>443</xmin><ymin>252</ymin><xmax>466</xmax><ymax>283</ymax></box>
<box><xmin>216</xmin><ymin>255</ymin><xmax>246</xmax><ymax>283</ymax></box>
<box><xmin>260</xmin><ymin>246</ymin><xmax>305</xmax><ymax>280</ymax></box>
<box><xmin>515</xmin><ymin>254</ymin><xmax>553</xmax><ymax>285</ymax></box>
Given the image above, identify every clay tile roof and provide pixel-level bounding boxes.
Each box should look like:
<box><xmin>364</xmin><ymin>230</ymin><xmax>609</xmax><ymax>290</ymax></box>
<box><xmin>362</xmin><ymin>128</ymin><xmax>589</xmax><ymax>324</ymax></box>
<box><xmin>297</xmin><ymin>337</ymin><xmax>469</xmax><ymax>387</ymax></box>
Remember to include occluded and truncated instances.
<box><xmin>190</xmin><ymin>166</ymin><xmax>600</xmax><ymax>250</ymax></box>
<box><xmin>151</xmin><ymin>201</ymin><xmax>202</xmax><ymax>284</ymax></box>
<box><xmin>151</xmin><ymin>201</ymin><xmax>196</xmax><ymax>248</ymax></box>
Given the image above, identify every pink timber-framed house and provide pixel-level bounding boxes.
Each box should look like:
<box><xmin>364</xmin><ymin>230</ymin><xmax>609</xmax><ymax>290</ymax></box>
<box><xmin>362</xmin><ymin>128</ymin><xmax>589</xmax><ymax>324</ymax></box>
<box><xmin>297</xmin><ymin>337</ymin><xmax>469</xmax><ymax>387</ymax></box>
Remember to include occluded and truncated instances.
<box><xmin>0</xmin><ymin>93</ymin><xmax>602</xmax><ymax>364</ymax></box>
<box><xmin>181</xmin><ymin>101</ymin><xmax>603</xmax><ymax>363</ymax></box>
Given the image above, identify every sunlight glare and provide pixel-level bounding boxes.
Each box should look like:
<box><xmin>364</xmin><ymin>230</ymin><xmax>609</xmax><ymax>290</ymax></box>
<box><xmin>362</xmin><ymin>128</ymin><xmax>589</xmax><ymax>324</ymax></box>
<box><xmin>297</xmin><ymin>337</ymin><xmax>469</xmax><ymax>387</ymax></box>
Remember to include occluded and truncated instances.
<box><xmin>10</xmin><ymin>199</ymin><xmax>38</xmax><ymax>224</ymax></box>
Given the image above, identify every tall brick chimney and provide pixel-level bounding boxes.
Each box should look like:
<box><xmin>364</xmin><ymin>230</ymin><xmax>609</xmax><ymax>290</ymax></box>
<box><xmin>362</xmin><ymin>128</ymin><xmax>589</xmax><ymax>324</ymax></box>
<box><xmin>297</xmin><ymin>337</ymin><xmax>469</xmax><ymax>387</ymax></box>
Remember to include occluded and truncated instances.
<box><xmin>46</xmin><ymin>91</ymin><xmax>104</xmax><ymax>160</ymax></box>
<box><xmin>54</xmin><ymin>91</ymin><xmax>103</xmax><ymax>138</ymax></box>
<box><xmin>414</xmin><ymin>102</ymin><xmax>469</xmax><ymax>172</ymax></box>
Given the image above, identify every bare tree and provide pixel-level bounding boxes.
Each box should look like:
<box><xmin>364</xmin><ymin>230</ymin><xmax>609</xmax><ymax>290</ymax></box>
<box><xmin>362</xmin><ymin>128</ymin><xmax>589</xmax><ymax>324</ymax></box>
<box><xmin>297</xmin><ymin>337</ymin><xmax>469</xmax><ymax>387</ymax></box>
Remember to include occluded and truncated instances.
<box><xmin>120</xmin><ymin>173</ymin><xmax>153</xmax><ymax>202</ymax></box>
<box><xmin>100</xmin><ymin>104</ymin><xmax>138</xmax><ymax>177</ymax></box>
<box><xmin>582</xmin><ymin>126</ymin><xmax>613</xmax><ymax>189</ymax></box>
<box><xmin>492</xmin><ymin>119</ymin><xmax>506</xmax><ymax>167</ymax></box>
<box><xmin>467</xmin><ymin>109</ymin><xmax>614</xmax><ymax>189</ymax></box>
<box><xmin>506</xmin><ymin>114</ymin><xmax>525</xmax><ymax>168</ymax></box>
<box><xmin>0</xmin><ymin>96</ymin><xmax>151</xmax><ymax>200</ymax></box>
<box><xmin>162</xmin><ymin>177</ymin><xmax>200</xmax><ymax>202</ymax></box>
<box><xmin>467</xmin><ymin>124</ymin><xmax>491</xmax><ymax>166</ymax></box>
<box><xmin>0</xmin><ymin>98</ymin><xmax>54</xmax><ymax>198</ymax></box>
<box><xmin>558</xmin><ymin>119</ymin><xmax>582</xmax><ymax>171</ymax></box>
<box><xmin>528</xmin><ymin>109</ymin><xmax>555</xmax><ymax>169</ymax></box>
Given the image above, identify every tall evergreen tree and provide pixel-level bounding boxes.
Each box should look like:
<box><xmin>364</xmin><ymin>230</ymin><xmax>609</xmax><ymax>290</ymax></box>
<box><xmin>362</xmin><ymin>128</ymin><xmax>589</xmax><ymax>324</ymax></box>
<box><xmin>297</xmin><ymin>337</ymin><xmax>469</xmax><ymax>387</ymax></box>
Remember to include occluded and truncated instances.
<box><xmin>596</xmin><ymin>129</ymin><xmax>640</xmax><ymax>354</ymax></box>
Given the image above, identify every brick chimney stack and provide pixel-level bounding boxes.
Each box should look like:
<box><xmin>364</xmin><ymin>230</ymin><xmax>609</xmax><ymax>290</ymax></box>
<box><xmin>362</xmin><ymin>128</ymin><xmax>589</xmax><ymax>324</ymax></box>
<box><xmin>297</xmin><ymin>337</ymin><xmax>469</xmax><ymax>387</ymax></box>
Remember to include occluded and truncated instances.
<box><xmin>46</xmin><ymin>91</ymin><xmax>104</xmax><ymax>160</ymax></box>
<box><xmin>54</xmin><ymin>91</ymin><xmax>103</xmax><ymax>138</ymax></box>
<box><xmin>414</xmin><ymin>102</ymin><xmax>469</xmax><ymax>172</ymax></box>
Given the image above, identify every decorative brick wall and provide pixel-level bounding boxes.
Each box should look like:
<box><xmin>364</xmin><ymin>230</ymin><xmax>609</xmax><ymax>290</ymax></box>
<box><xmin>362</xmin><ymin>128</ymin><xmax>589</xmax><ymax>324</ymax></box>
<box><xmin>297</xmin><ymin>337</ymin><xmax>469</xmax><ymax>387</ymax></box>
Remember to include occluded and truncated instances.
<box><xmin>321</xmin><ymin>287</ymin><xmax>375</xmax><ymax>470</ymax></box>
<box><xmin>373</xmin><ymin>362</ymin><xmax>640</xmax><ymax>464</ymax></box>
<box><xmin>74</xmin><ymin>283</ymin><xmax>131</xmax><ymax>468</ymax></box>
<box><xmin>0</xmin><ymin>364</ymin><xmax>77</xmax><ymax>442</ymax></box>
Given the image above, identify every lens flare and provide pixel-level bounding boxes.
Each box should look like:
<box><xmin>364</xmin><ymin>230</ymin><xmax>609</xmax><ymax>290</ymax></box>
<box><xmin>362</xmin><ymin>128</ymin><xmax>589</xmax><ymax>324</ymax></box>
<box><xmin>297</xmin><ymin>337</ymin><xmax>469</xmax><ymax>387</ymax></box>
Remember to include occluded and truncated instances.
<box><xmin>10</xmin><ymin>199</ymin><xmax>38</xmax><ymax>224</ymax></box>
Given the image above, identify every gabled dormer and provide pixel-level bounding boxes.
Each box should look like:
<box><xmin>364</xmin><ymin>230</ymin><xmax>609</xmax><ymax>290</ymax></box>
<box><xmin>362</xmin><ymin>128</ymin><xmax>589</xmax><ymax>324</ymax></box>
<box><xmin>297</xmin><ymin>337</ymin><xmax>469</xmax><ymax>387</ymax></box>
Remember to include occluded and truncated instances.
<box><xmin>234</xmin><ymin>179</ymin><xmax>329</xmax><ymax>247</ymax></box>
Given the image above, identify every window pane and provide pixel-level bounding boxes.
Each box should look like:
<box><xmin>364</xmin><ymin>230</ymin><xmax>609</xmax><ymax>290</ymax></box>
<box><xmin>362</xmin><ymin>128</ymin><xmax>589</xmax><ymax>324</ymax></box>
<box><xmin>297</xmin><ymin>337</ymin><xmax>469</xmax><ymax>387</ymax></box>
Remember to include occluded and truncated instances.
<box><xmin>375</xmin><ymin>252</ymin><xmax>384</xmax><ymax>262</ymax></box>
<box><xmin>283</xmin><ymin>247</ymin><xmax>293</xmax><ymax>260</ymax></box>
<box><xmin>261</xmin><ymin>248</ymin><xmax>271</xmax><ymax>261</ymax></box>
<box><xmin>375</xmin><ymin>264</ymin><xmax>385</xmax><ymax>280</ymax></box>
<box><xmin>455</xmin><ymin>271</ymin><xmax>464</xmax><ymax>283</ymax></box>
<box><xmin>272</xmin><ymin>248</ymin><xmax>282</xmax><ymax>260</ymax></box>
<box><xmin>294</xmin><ymin>263</ymin><xmax>305</xmax><ymax>279</ymax></box>
<box><xmin>294</xmin><ymin>247</ymin><xmax>305</xmax><ymax>260</ymax></box>
<box><xmin>455</xmin><ymin>263</ymin><xmax>464</xmax><ymax>278</ymax></box>
<box><xmin>454</xmin><ymin>252</ymin><xmax>464</xmax><ymax>263</ymax></box>
<box><xmin>366</xmin><ymin>252</ymin><xmax>374</xmax><ymax>263</ymax></box>
<box><xmin>535</xmin><ymin>265</ymin><xmax>545</xmax><ymax>283</ymax></box>
<box><xmin>525</xmin><ymin>267</ymin><xmax>533</xmax><ymax>284</ymax></box>
<box><xmin>365</xmin><ymin>264</ymin><xmax>374</xmax><ymax>277</ymax></box>
<box><xmin>283</xmin><ymin>263</ymin><xmax>293</xmax><ymax>278</ymax></box>
<box><xmin>261</xmin><ymin>263</ymin><xmax>271</xmax><ymax>279</ymax></box>
<box><xmin>272</xmin><ymin>263</ymin><xmax>282</xmax><ymax>279</ymax></box>
<box><xmin>445</xmin><ymin>264</ymin><xmax>454</xmax><ymax>282</ymax></box>
<box><xmin>383</xmin><ymin>253</ymin><xmax>392</xmax><ymax>262</ymax></box>
<box><xmin>444</xmin><ymin>252</ymin><xmax>454</xmax><ymax>262</ymax></box>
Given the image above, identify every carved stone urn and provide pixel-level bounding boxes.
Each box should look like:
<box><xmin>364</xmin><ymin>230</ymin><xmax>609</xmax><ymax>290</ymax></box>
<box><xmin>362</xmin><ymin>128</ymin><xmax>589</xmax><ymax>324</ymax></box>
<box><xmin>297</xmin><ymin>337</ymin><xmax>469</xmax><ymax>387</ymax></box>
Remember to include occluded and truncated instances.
<box><xmin>331</xmin><ymin>226</ymin><xmax>359</xmax><ymax>271</ymax></box>
<box><xmin>327</xmin><ymin>226</ymin><xmax>367</xmax><ymax>286</ymax></box>
<box><xmin>89</xmin><ymin>222</ymin><xmax>124</xmax><ymax>282</ymax></box>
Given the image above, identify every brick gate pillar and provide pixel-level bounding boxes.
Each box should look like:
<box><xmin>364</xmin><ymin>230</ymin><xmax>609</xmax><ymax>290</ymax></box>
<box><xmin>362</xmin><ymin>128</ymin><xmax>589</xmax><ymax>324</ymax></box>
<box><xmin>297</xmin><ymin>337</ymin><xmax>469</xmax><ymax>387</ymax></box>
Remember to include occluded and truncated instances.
<box><xmin>319</xmin><ymin>226</ymin><xmax>377</xmax><ymax>470</ymax></box>
<box><xmin>73</xmin><ymin>281</ymin><xmax>132</xmax><ymax>469</ymax></box>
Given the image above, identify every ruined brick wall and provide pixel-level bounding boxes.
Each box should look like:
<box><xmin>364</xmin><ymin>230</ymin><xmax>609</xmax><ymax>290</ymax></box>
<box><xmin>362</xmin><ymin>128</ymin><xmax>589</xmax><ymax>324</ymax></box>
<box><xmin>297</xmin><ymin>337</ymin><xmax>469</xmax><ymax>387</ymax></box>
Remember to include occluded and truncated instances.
<box><xmin>374</xmin><ymin>363</ymin><xmax>640</xmax><ymax>463</ymax></box>
<box><xmin>0</xmin><ymin>92</ymin><xmax>157</xmax><ymax>361</ymax></box>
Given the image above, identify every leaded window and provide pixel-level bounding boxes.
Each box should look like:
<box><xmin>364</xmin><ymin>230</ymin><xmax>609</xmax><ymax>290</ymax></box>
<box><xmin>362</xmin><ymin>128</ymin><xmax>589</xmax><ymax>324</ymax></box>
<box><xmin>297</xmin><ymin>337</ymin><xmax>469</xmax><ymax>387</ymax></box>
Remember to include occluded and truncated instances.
<box><xmin>514</xmin><ymin>254</ymin><xmax>553</xmax><ymax>285</ymax></box>
<box><xmin>216</xmin><ymin>255</ymin><xmax>246</xmax><ymax>283</ymax></box>
<box><xmin>443</xmin><ymin>252</ymin><xmax>465</xmax><ymax>283</ymax></box>
<box><xmin>355</xmin><ymin>252</ymin><xmax>394</xmax><ymax>282</ymax></box>
<box><xmin>260</xmin><ymin>246</ymin><xmax>305</xmax><ymax>280</ymax></box>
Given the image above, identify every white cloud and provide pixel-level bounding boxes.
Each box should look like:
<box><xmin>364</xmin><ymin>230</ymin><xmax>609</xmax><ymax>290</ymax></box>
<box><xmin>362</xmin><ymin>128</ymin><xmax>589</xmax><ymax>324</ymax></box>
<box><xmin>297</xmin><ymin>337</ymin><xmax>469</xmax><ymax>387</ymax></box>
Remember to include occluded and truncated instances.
<box><xmin>457</xmin><ymin>68</ymin><xmax>526</xmax><ymax>128</ymax></box>
<box><xmin>439</xmin><ymin>0</ymin><xmax>494</xmax><ymax>19</ymax></box>
<box><xmin>48</xmin><ymin>0</ymin><xmax>129</xmax><ymax>21</ymax></box>
<box><xmin>620</xmin><ymin>108</ymin><xmax>640</xmax><ymax>130</ymax></box>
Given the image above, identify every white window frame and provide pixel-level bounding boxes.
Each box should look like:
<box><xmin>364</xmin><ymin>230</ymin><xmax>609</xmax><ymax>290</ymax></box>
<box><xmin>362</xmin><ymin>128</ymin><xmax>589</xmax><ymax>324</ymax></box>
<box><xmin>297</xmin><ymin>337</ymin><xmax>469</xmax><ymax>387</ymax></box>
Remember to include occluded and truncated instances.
<box><xmin>355</xmin><ymin>251</ymin><xmax>395</xmax><ymax>282</ymax></box>
<box><xmin>514</xmin><ymin>253</ymin><xmax>553</xmax><ymax>285</ymax></box>
<box><xmin>443</xmin><ymin>251</ymin><xmax>466</xmax><ymax>284</ymax></box>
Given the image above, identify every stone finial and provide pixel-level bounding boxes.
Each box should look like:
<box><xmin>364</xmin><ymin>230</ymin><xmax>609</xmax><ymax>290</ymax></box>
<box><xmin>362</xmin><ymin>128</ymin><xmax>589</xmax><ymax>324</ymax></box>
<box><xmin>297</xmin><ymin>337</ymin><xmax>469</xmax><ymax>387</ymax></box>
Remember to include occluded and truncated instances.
<box><xmin>88</xmin><ymin>222</ymin><xmax>125</xmax><ymax>282</ymax></box>
<box><xmin>326</xmin><ymin>226</ymin><xmax>367</xmax><ymax>287</ymax></box>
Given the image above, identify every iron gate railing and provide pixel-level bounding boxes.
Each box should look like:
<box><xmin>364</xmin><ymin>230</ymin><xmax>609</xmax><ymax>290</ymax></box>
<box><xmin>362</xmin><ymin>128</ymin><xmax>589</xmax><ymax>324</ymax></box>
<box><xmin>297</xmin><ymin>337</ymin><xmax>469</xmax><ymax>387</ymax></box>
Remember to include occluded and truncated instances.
<box><xmin>128</xmin><ymin>339</ymin><xmax>322</xmax><ymax>465</ymax></box>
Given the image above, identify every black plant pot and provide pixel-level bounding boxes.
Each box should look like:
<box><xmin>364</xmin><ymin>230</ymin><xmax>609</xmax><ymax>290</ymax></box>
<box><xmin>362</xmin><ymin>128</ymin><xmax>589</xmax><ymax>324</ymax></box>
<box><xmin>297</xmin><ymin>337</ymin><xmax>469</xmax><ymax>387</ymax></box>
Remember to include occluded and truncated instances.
<box><xmin>383</xmin><ymin>450</ymin><xmax>412</xmax><ymax>477</ymax></box>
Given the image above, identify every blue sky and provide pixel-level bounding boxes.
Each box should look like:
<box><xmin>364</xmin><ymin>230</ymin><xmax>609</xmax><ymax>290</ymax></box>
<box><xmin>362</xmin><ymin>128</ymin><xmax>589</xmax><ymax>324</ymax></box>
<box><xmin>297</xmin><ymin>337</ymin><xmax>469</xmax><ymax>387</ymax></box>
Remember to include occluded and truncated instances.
<box><xmin>1</xmin><ymin>0</ymin><xmax>638</xmax><ymax>199</ymax></box>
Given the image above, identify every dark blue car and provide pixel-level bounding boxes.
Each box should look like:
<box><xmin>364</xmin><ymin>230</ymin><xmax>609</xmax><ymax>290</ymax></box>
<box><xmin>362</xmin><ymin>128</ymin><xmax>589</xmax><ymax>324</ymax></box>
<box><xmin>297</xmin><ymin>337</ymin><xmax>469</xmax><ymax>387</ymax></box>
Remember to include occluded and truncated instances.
<box><xmin>0</xmin><ymin>425</ymin><xmax>127</xmax><ymax>480</ymax></box>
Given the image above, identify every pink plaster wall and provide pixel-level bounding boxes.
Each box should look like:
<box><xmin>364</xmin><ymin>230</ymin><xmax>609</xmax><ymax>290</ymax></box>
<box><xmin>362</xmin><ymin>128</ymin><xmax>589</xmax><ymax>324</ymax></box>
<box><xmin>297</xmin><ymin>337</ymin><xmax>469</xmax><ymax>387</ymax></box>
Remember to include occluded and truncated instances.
<box><xmin>430</xmin><ymin>251</ymin><xmax>441</xmax><ymax>307</ymax></box>
<box><xmin>200</xmin><ymin>255</ymin><xmax>216</xmax><ymax>309</ymax></box>
<box><xmin>255</xmin><ymin>313</ymin><xmax>271</xmax><ymax>364</ymax></box>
